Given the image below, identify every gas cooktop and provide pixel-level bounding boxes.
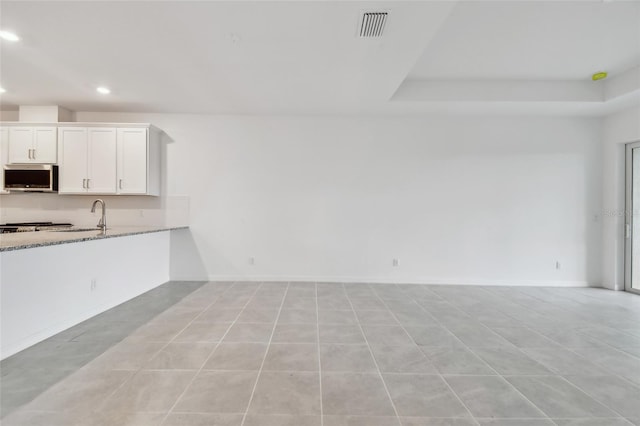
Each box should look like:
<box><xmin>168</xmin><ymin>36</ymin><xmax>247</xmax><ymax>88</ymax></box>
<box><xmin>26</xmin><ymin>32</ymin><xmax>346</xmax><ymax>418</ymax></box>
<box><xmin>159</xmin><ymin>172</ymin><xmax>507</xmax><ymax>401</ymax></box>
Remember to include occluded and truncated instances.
<box><xmin>0</xmin><ymin>222</ymin><xmax>74</xmax><ymax>233</ymax></box>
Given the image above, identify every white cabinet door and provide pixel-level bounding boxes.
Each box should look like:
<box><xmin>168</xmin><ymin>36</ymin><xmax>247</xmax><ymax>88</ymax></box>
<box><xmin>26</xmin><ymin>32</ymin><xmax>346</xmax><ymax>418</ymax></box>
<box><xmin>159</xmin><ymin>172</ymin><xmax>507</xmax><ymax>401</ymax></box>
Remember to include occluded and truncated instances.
<box><xmin>8</xmin><ymin>127</ymin><xmax>33</xmax><ymax>163</ymax></box>
<box><xmin>0</xmin><ymin>127</ymin><xmax>8</xmax><ymax>192</ymax></box>
<box><xmin>117</xmin><ymin>128</ymin><xmax>148</xmax><ymax>194</ymax></box>
<box><xmin>7</xmin><ymin>127</ymin><xmax>57</xmax><ymax>164</ymax></box>
<box><xmin>87</xmin><ymin>128</ymin><xmax>117</xmax><ymax>194</ymax></box>
<box><xmin>32</xmin><ymin>127</ymin><xmax>58</xmax><ymax>163</ymax></box>
<box><xmin>58</xmin><ymin>127</ymin><xmax>88</xmax><ymax>193</ymax></box>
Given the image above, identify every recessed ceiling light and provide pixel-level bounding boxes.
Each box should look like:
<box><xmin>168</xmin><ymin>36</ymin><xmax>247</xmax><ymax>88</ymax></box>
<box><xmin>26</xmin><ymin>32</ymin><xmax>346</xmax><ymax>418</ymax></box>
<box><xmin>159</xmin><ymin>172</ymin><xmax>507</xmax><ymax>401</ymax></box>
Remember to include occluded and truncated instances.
<box><xmin>0</xmin><ymin>31</ymin><xmax>20</xmax><ymax>42</ymax></box>
<box><xmin>96</xmin><ymin>87</ymin><xmax>111</xmax><ymax>95</ymax></box>
<box><xmin>0</xmin><ymin>87</ymin><xmax>6</xmax><ymax>93</ymax></box>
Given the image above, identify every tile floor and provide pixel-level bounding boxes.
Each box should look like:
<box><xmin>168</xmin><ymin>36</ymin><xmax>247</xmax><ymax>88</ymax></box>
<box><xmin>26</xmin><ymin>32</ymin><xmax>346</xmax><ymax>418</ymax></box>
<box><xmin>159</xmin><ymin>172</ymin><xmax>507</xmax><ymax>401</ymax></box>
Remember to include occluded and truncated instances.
<box><xmin>0</xmin><ymin>281</ymin><xmax>205</xmax><ymax>417</ymax></box>
<box><xmin>1</xmin><ymin>282</ymin><xmax>640</xmax><ymax>426</ymax></box>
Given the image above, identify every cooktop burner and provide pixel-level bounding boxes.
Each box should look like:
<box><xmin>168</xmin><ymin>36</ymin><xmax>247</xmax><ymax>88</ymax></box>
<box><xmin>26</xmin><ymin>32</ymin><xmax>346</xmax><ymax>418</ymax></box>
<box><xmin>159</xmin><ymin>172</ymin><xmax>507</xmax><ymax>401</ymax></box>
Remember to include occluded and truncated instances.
<box><xmin>0</xmin><ymin>222</ymin><xmax>74</xmax><ymax>233</ymax></box>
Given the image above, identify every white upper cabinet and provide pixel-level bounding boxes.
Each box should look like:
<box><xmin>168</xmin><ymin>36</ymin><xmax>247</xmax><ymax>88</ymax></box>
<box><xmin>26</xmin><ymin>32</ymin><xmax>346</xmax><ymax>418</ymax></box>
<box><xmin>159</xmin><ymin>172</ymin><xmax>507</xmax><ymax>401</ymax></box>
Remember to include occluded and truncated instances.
<box><xmin>59</xmin><ymin>127</ymin><xmax>88</xmax><ymax>193</ymax></box>
<box><xmin>33</xmin><ymin>127</ymin><xmax>58</xmax><ymax>163</ymax></box>
<box><xmin>117</xmin><ymin>127</ymin><xmax>159</xmax><ymax>195</ymax></box>
<box><xmin>2</xmin><ymin>122</ymin><xmax>160</xmax><ymax>196</ymax></box>
<box><xmin>8</xmin><ymin>126</ymin><xmax>57</xmax><ymax>164</ymax></box>
<box><xmin>8</xmin><ymin>128</ymin><xmax>32</xmax><ymax>163</ymax></box>
<box><xmin>58</xmin><ymin>127</ymin><xmax>117</xmax><ymax>194</ymax></box>
<box><xmin>88</xmin><ymin>128</ymin><xmax>117</xmax><ymax>193</ymax></box>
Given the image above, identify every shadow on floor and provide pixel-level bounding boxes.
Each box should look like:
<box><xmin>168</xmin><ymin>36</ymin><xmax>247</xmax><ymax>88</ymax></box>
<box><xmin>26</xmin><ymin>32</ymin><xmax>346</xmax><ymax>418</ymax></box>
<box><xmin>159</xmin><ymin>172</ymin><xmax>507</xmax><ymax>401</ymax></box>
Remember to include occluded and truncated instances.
<box><xmin>0</xmin><ymin>280</ymin><xmax>205</xmax><ymax>418</ymax></box>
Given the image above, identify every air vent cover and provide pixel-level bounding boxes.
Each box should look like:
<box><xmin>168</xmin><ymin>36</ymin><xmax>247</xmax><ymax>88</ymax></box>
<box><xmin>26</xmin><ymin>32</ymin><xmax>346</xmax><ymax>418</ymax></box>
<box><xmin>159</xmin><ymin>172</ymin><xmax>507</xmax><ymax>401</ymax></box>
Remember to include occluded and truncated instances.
<box><xmin>359</xmin><ymin>12</ymin><xmax>388</xmax><ymax>38</ymax></box>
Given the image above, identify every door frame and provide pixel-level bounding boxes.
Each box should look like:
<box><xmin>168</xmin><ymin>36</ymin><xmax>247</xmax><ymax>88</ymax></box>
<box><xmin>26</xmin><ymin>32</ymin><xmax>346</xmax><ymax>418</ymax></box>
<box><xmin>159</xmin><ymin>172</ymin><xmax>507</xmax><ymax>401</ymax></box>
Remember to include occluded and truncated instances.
<box><xmin>625</xmin><ymin>141</ymin><xmax>640</xmax><ymax>294</ymax></box>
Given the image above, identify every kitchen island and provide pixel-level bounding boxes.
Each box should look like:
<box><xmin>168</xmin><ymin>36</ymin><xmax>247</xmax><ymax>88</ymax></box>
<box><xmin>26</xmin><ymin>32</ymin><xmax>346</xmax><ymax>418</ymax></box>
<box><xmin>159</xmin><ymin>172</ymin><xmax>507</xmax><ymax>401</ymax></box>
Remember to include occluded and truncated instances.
<box><xmin>0</xmin><ymin>225</ymin><xmax>186</xmax><ymax>252</ymax></box>
<box><xmin>0</xmin><ymin>226</ymin><xmax>188</xmax><ymax>359</ymax></box>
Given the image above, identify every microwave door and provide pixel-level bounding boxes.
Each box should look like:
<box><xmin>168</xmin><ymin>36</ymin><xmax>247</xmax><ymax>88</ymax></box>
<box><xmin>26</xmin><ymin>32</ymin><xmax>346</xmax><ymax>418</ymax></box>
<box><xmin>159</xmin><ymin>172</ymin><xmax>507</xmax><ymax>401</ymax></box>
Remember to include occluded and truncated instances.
<box><xmin>3</xmin><ymin>165</ymin><xmax>57</xmax><ymax>192</ymax></box>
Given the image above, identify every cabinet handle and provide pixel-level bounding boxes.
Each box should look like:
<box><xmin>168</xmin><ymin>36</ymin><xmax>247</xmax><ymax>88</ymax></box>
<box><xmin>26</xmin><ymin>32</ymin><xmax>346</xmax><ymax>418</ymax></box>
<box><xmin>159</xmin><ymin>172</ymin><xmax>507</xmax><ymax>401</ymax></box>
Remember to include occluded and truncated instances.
<box><xmin>87</xmin><ymin>179</ymin><xmax>90</xmax><ymax>189</ymax></box>
<box><xmin>28</xmin><ymin>149</ymin><xmax>32</xmax><ymax>159</ymax></box>
<box><xmin>82</xmin><ymin>179</ymin><xmax>86</xmax><ymax>189</ymax></box>
<box><xmin>32</xmin><ymin>149</ymin><xmax>36</xmax><ymax>160</ymax></box>
<box><xmin>119</xmin><ymin>179</ymin><xmax>123</xmax><ymax>189</ymax></box>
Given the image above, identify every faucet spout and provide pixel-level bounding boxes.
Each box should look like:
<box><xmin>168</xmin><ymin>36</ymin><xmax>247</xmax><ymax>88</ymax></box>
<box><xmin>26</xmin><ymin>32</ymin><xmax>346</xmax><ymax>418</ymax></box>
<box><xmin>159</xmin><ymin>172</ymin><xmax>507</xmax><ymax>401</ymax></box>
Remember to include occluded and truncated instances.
<box><xmin>90</xmin><ymin>199</ymin><xmax>107</xmax><ymax>231</ymax></box>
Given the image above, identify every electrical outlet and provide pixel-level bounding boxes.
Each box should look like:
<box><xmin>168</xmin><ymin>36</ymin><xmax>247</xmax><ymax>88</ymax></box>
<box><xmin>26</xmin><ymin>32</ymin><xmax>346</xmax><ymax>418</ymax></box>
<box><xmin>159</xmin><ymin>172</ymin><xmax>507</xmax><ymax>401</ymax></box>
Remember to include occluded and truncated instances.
<box><xmin>249</xmin><ymin>257</ymin><xmax>255</xmax><ymax>266</ymax></box>
<box><xmin>90</xmin><ymin>278</ymin><xmax>97</xmax><ymax>291</ymax></box>
<box><xmin>139</xmin><ymin>210</ymin><xmax>145</xmax><ymax>217</ymax></box>
<box><xmin>392</xmin><ymin>258</ymin><xmax>399</xmax><ymax>267</ymax></box>
<box><xmin>555</xmin><ymin>261</ymin><xmax>561</xmax><ymax>270</ymax></box>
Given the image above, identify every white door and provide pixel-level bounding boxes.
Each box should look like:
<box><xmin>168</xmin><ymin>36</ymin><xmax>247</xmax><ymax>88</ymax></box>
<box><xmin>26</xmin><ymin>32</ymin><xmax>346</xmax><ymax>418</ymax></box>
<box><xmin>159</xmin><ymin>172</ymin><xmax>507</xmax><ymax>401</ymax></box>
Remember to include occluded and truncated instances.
<box><xmin>8</xmin><ymin>127</ymin><xmax>33</xmax><ymax>163</ymax></box>
<box><xmin>117</xmin><ymin>128</ymin><xmax>148</xmax><ymax>194</ymax></box>
<box><xmin>87</xmin><ymin>128</ymin><xmax>117</xmax><ymax>194</ymax></box>
<box><xmin>626</xmin><ymin>141</ymin><xmax>640</xmax><ymax>294</ymax></box>
<box><xmin>32</xmin><ymin>127</ymin><xmax>58</xmax><ymax>163</ymax></box>
<box><xmin>59</xmin><ymin>127</ymin><xmax>88</xmax><ymax>193</ymax></box>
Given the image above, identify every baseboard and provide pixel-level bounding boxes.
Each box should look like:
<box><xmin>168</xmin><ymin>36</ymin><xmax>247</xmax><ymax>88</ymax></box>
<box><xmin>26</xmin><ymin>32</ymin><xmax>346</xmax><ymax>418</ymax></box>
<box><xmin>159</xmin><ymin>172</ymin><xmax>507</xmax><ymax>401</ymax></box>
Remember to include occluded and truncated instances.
<box><xmin>170</xmin><ymin>274</ymin><xmax>594</xmax><ymax>288</ymax></box>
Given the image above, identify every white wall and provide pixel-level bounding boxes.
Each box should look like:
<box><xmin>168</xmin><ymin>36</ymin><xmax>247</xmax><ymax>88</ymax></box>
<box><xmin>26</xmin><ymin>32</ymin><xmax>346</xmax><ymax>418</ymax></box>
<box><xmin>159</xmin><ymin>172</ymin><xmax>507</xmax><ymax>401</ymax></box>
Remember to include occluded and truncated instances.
<box><xmin>69</xmin><ymin>113</ymin><xmax>602</xmax><ymax>286</ymax></box>
<box><xmin>0</xmin><ymin>193</ymin><xmax>189</xmax><ymax>229</ymax></box>
<box><xmin>0</xmin><ymin>231</ymin><xmax>170</xmax><ymax>359</ymax></box>
<box><xmin>602</xmin><ymin>107</ymin><xmax>640</xmax><ymax>290</ymax></box>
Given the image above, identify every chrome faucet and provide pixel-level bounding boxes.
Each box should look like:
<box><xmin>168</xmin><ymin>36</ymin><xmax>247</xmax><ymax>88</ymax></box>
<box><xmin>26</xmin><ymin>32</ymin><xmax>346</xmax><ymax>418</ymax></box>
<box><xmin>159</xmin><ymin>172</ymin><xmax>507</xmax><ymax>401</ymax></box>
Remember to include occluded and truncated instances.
<box><xmin>91</xmin><ymin>199</ymin><xmax>107</xmax><ymax>232</ymax></box>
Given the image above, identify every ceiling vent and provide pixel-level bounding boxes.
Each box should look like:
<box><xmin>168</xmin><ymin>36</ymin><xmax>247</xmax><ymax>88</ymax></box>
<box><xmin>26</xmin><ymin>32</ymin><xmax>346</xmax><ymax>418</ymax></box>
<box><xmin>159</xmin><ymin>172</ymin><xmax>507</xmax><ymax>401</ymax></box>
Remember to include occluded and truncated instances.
<box><xmin>359</xmin><ymin>12</ymin><xmax>388</xmax><ymax>38</ymax></box>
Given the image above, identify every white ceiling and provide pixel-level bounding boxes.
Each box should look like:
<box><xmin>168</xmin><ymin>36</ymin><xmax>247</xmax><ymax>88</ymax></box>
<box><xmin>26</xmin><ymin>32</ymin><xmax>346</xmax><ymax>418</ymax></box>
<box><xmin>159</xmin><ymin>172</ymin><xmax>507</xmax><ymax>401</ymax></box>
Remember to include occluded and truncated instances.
<box><xmin>0</xmin><ymin>0</ymin><xmax>639</xmax><ymax>116</ymax></box>
<box><xmin>410</xmin><ymin>1</ymin><xmax>640</xmax><ymax>80</ymax></box>
<box><xmin>0</xmin><ymin>1</ymin><xmax>454</xmax><ymax>113</ymax></box>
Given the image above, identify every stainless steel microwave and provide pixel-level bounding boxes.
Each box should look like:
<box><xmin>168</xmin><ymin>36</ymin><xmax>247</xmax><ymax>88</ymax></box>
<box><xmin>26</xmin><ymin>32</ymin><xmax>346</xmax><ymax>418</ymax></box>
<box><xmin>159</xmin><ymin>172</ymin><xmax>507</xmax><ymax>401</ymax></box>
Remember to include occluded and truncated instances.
<box><xmin>3</xmin><ymin>164</ymin><xmax>59</xmax><ymax>192</ymax></box>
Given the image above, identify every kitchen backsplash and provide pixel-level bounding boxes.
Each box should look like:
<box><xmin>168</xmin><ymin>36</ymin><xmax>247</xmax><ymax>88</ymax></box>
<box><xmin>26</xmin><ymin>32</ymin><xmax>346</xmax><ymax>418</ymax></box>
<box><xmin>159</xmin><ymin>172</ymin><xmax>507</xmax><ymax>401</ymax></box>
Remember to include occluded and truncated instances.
<box><xmin>0</xmin><ymin>193</ymin><xmax>189</xmax><ymax>228</ymax></box>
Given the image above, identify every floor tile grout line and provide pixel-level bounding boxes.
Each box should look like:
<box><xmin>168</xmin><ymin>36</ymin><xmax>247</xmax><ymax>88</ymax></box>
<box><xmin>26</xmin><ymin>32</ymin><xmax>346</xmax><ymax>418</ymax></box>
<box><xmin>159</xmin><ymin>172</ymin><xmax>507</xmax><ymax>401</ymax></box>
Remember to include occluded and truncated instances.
<box><xmin>6</xmin><ymin>283</ymin><xmax>639</xmax><ymax>425</ymax></box>
<box><xmin>481</xmin><ymin>286</ymin><xmax>600</xmax><ymax>335</ymax></box>
<box><xmin>66</xmin><ymin>367</ymin><xmax>136</xmax><ymax>416</ymax></box>
<box><xmin>492</xmin><ymin>324</ymin><xmax>566</xmax><ymax>349</ymax></box>
<box><xmin>552</xmin><ymin>375</ymin><xmax>634</xmax><ymax>421</ymax></box>
<box><xmin>552</xmin><ymin>329</ymin><xmax>640</xmax><ymax>361</ymax></box>
<box><xmin>158</xmin><ymin>281</ymin><xmax>264</xmax><ymax>426</ymax></box>
<box><xmin>479</xmin><ymin>287</ymin><xmax>640</xmax><ymax>391</ymax></box>
<box><xmin>239</xmin><ymin>282</ymin><xmax>291</xmax><ymax>426</ymax></box>
<box><xmin>0</xmin><ymin>282</ymin><xmax>211</xmax><ymax>418</ymax></box>
<box><xmin>393</xmin><ymin>284</ymin><xmax>566</xmax><ymax>424</ymax></box>
<box><xmin>614</xmin><ymin>346</ymin><xmax>640</xmax><ymax>361</ymax></box>
<box><xmin>521</xmin><ymin>288</ymin><xmax>623</xmax><ymax>323</ymax></box>
<box><xmin>480</xmin><ymin>289</ymin><xmax>640</xmax><ymax>359</ymax></box>
<box><xmin>314</xmin><ymin>282</ymin><xmax>324</xmax><ymax>426</ymax></box>
<box><xmin>448</xmin><ymin>286</ymin><xmax>560</xmax><ymax>330</ymax></box>
<box><xmin>460</xmin><ymin>337</ymin><xmax>561</xmax><ymax>377</ymax></box>
<box><xmin>400</xmin><ymin>288</ymin><xmax>562</xmax><ymax>424</ymax></box>
<box><xmin>94</xmin><ymin>283</ymin><xmax>236</xmax><ymax>414</ymax></box>
<box><xmin>368</xmin><ymin>283</ymin><xmax>481</xmax><ymax>426</ymax></box>
<box><xmin>511</xmin><ymin>324</ymin><xmax>640</xmax><ymax>387</ymax></box>
<box><xmin>143</xmin><ymin>284</ymin><xmax>235</xmax><ymax>350</ymax></box>
<box><xmin>427</xmin><ymin>295</ymin><xmax>557</xmax><ymax>416</ymax></box>
<box><xmin>342</xmin><ymin>283</ymin><xmax>403</xmax><ymax>424</ymax></box>
<box><xmin>558</xmin><ymin>344</ymin><xmax>640</xmax><ymax>390</ymax></box>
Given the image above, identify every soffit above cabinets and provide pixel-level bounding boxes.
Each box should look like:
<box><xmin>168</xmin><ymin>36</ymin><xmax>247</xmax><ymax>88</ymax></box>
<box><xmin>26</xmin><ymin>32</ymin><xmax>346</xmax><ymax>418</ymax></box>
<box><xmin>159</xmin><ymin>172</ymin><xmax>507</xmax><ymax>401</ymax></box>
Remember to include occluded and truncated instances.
<box><xmin>0</xmin><ymin>122</ymin><xmax>156</xmax><ymax>130</ymax></box>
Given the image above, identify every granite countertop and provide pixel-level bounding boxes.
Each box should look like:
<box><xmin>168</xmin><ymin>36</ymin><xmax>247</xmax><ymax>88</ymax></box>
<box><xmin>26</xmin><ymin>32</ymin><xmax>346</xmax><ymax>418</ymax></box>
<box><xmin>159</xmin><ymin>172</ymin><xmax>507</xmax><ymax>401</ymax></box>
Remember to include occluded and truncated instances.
<box><xmin>0</xmin><ymin>226</ymin><xmax>188</xmax><ymax>252</ymax></box>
